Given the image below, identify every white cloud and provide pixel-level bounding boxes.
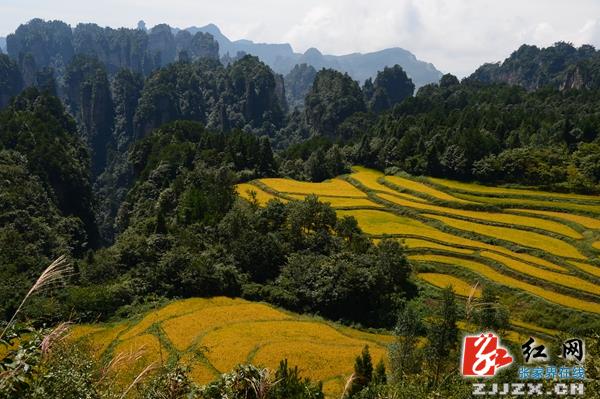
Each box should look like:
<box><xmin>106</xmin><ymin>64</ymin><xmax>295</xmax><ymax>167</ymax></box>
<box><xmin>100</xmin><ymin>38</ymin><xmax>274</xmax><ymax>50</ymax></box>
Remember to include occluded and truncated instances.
<box><xmin>1</xmin><ymin>0</ymin><xmax>600</xmax><ymax>77</ymax></box>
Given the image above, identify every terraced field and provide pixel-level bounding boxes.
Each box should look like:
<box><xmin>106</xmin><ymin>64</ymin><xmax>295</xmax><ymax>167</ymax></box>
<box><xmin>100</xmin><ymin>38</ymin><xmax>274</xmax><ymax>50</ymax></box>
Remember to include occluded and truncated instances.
<box><xmin>240</xmin><ymin>167</ymin><xmax>600</xmax><ymax>320</ymax></box>
<box><xmin>418</xmin><ymin>273</ymin><xmax>481</xmax><ymax>297</ymax></box>
<box><xmin>71</xmin><ymin>297</ymin><xmax>392</xmax><ymax>397</ymax></box>
<box><xmin>236</xmin><ymin>183</ymin><xmax>285</xmax><ymax>204</ymax></box>
<box><xmin>70</xmin><ymin>297</ymin><xmax>554</xmax><ymax>396</ymax></box>
<box><xmin>68</xmin><ymin>169</ymin><xmax>600</xmax><ymax>395</ymax></box>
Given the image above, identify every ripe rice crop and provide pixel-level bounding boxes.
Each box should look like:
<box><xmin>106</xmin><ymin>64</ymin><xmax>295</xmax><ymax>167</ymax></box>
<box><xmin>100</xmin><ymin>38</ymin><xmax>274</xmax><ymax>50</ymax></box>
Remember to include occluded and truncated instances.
<box><xmin>509</xmin><ymin>209</ymin><xmax>600</xmax><ymax>230</ymax></box>
<box><xmin>0</xmin><ymin>338</ymin><xmax>21</xmax><ymax>361</ymax></box>
<box><xmin>200</xmin><ymin>320</ymin><xmax>371</xmax><ymax>371</ymax></box>
<box><xmin>453</xmin><ymin>193</ymin><xmax>600</xmax><ymax>214</ymax></box>
<box><xmin>162</xmin><ymin>303</ymin><xmax>292</xmax><ymax>351</ymax></box>
<box><xmin>509</xmin><ymin>320</ymin><xmax>559</xmax><ymax>337</ymax></box>
<box><xmin>418</xmin><ymin>273</ymin><xmax>481</xmax><ymax>297</ymax></box>
<box><xmin>384</xmin><ymin>175</ymin><xmax>473</xmax><ymax>203</ymax></box>
<box><xmin>349</xmin><ymin>167</ymin><xmax>428</xmax><ymax>202</ymax></box>
<box><xmin>424</xmin><ymin>214</ymin><xmax>585</xmax><ymax>259</ymax></box>
<box><xmin>180</xmin><ymin>352</ymin><xmax>218</xmax><ymax>384</ymax></box>
<box><xmin>83</xmin><ymin>323</ymin><xmax>129</xmax><ymax>356</ymax></box>
<box><xmin>110</xmin><ymin>333</ymin><xmax>165</xmax><ymax>386</ymax></box>
<box><xmin>334</xmin><ymin>326</ymin><xmax>396</xmax><ymax>346</ymax></box>
<box><xmin>378</xmin><ymin>194</ymin><xmax>581</xmax><ymax>239</ymax></box>
<box><xmin>349</xmin><ymin>166</ymin><xmax>400</xmax><ymax>195</ymax></box>
<box><xmin>339</xmin><ymin>209</ymin><xmax>567</xmax><ymax>271</ymax></box>
<box><xmin>189</xmin><ymin>363</ymin><xmax>218</xmax><ymax>385</ymax></box>
<box><xmin>403</xmin><ymin>238</ymin><xmax>474</xmax><ymax>254</ymax></box>
<box><xmin>236</xmin><ymin>183</ymin><xmax>285</xmax><ymax>205</ymax></box>
<box><xmin>67</xmin><ymin>325</ymin><xmax>105</xmax><ymax>341</ymax></box>
<box><xmin>500</xmin><ymin>252</ymin><xmax>567</xmax><ymax>272</ymax></box>
<box><xmin>112</xmin><ymin>334</ymin><xmax>163</xmax><ymax>366</ymax></box>
<box><xmin>260</xmin><ymin>178</ymin><xmax>367</xmax><ymax>197</ymax></box>
<box><xmin>120</xmin><ymin>297</ymin><xmax>237</xmax><ymax>340</ymax></box>
<box><xmin>481</xmin><ymin>252</ymin><xmax>600</xmax><ymax>296</ymax></box>
<box><xmin>71</xmin><ymin>297</ymin><xmax>393</xmax><ymax>399</ymax></box>
<box><xmin>336</xmin><ymin>209</ymin><xmax>430</xmax><ymax>236</ymax></box>
<box><xmin>594</xmin><ymin>241</ymin><xmax>600</xmax><ymax>250</ymax></box>
<box><xmin>286</xmin><ymin>194</ymin><xmax>382</xmax><ymax>208</ymax></box>
<box><xmin>408</xmin><ymin>254</ymin><xmax>600</xmax><ymax>313</ymax></box>
<box><xmin>252</xmin><ymin>341</ymin><xmax>387</xmax><ymax>394</ymax></box>
<box><xmin>568</xmin><ymin>261</ymin><xmax>600</xmax><ymax>278</ymax></box>
<box><xmin>428</xmin><ymin>177</ymin><xmax>600</xmax><ymax>203</ymax></box>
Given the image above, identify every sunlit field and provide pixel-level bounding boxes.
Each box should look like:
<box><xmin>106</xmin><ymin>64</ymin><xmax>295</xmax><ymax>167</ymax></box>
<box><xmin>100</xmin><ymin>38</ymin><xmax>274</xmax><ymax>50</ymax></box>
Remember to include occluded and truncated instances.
<box><xmin>71</xmin><ymin>297</ymin><xmax>393</xmax><ymax>398</ymax></box>
<box><xmin>240</xmin><ymin>167</ymin><xmax>600</xmax><ymax>319</ymax></box>
<box><xmin>428</xmin><ymin>177</ymin><xmax>600</xmax><ymax>203</ymax></box>
<box><xmin>409</xmin><ymin>254</ymin><xmax>600</xmax><ymax>314</ymax></box>
<box><xmin>418</xmin><ymin>273</ymin><xmax>481</xmax><ymax>297</ymax></box>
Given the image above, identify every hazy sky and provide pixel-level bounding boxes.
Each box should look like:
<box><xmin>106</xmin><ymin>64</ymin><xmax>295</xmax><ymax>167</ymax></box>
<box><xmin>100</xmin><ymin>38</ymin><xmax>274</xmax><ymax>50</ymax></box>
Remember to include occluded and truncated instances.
<box><xmin>2</xmin><ymin>0</ymin><xmax>600</xmax><ymax>76</ymax></box>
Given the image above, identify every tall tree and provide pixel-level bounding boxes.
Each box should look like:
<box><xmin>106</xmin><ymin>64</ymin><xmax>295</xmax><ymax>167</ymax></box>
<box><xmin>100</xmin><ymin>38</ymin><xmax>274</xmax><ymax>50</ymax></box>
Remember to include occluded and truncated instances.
<box><xmin>426</xmin><ymin>287</ymin><xmax>459</xmax><ymax>385</ymax></box>
<box><xmin>0</xmin><ymin>54</ymin><xmax>23</xmax><ymax>109</ymax></box>
<box><xmin>390</xmin><ymin>301</ymin><xmax>423</xmax><ymax>381</ymax></box>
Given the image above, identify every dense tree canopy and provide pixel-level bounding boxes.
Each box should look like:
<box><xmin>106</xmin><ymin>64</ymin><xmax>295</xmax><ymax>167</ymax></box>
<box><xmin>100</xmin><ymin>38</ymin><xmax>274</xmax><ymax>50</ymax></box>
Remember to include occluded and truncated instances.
<box><xmin>0</xmin><ymin>54</ymin><xmax>23</xmax><ymax>108</ymax></box>
<box><xmin>304</xmin><ymin>69</ymin><xmax>366</xmax><ymax>137</ymax></box>
<box><xmin>468</xmin><ymin>42</ymin><xmax>600</xmax><ymax>91</ymax></box>
<box><xmin>364</xmin><ymin>64</ymin><xmax>415</xmax><ymax>112</ymax></box>
<box><xmin>0</xmin><ymin>89</ymin><xmax>97</xmax><ymax>319</ymax></box>
<box><xmin>134</xmin><ymin>56</ymin><xmax>285</xmax><ymax>138</ymax></box>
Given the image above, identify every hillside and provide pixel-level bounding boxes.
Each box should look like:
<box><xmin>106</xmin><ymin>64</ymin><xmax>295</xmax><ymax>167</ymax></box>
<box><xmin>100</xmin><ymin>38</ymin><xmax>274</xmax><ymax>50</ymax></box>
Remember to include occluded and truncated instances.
<box><xmin>70</xmin><ymin>297</ymin><xmax>394</xmax><ymax>397</ymax></box>
<box><xmin>467</xmin><ymin>42</ymin><xmax>600</xmax><ymax>90</ymax></box>
<box><xmin>238</xmin><ymin>166</ymin><xmax>600</xmax><ymax>330</ymax></box>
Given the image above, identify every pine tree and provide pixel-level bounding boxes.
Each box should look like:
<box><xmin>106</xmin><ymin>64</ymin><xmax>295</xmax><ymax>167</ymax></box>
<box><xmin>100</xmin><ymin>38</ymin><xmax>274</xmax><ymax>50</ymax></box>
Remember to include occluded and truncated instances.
<box><xmin>390</xmin><ymin>301</ymin><xmax>423</xmax><ymax>381</ymax></box>
<box><xmin>474</xmin><ymin>286</ymin><xmax>509</xmax><ymax>332</ymax></box>
<box><xmin>372</xmin><ymin>360</ymin><xmax>387</xmax><ymax>385</ymax></box>
<box><xmin>258</xmin><ymin>136</ymin><xmax>276</xmax><ymax>176</ymax></box>
<box><xmin>426</xmin><ymin>287</ymin><xmax>459</xmax><ymax>386</ymax></box>
<box><xmin>304</xmin><ymin>149</ymin><xmax>328</xmax><ymax>182</ymax></box>
<box><xmin>348</xmin><ymin>345</ymin><xmax>373</xmax><ymax>397</ymax></box>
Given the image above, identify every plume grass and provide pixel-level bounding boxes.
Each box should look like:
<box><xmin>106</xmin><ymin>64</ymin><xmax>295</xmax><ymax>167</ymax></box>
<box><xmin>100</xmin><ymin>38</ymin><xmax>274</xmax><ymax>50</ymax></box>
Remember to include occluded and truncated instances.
<box><xmin>0</xmin><ymin>255</ymin><xmax>72</xmax><ymax>341</ymax></box>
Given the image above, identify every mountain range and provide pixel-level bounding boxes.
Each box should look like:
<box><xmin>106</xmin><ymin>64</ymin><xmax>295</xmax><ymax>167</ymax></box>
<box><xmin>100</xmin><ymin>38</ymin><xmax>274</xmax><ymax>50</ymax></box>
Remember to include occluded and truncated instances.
<box><xmin>0</xmin><ymin>21</ymin><xmax>442</xmax><ymax>87</ymax></box>
<box><xmin>181</xmin><ymin>23</ymin><xmax>442</xmax><ymax>87</ymax></box>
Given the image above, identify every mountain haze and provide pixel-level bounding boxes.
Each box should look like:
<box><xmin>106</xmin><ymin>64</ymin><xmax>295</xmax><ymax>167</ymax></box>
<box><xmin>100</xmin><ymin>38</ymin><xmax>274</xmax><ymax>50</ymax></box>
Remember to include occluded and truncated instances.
<box><xmin>183</xmin><ymin>23</ymin><xmax>442</xmax><ymax>87</ymax></box>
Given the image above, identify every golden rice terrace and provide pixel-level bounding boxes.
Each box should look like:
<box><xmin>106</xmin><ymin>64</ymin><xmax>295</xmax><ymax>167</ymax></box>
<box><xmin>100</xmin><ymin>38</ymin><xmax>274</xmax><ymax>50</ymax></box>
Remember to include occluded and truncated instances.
<box><xmin>238</xmin><ymin>166</ymin><xmax>600</xmax><ymax>316</ymax></box>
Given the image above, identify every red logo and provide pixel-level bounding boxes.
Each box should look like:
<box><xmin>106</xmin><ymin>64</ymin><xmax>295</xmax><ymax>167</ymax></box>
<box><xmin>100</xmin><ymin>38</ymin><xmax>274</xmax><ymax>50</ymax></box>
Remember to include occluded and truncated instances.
<box><xmin>462</xmin><ymin>333</ymin><xmax>513</xmax><ymax>377</ymax></box>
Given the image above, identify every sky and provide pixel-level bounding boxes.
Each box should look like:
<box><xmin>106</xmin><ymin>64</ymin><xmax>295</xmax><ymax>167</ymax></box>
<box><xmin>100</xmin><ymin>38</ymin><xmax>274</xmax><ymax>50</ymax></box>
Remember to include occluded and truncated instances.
<box><xmin>2</xmin><ymin>0</ymin><xmax>600</xmax><ymax>77</ymax></box>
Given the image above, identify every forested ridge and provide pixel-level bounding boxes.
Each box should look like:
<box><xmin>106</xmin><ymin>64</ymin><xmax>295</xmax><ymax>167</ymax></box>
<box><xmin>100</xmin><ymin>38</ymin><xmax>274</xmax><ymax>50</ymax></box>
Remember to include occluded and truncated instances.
<box><xmin>0</xmin><ymin>18</ymin><xmax>600</xmax><ymax>399</ymax></box>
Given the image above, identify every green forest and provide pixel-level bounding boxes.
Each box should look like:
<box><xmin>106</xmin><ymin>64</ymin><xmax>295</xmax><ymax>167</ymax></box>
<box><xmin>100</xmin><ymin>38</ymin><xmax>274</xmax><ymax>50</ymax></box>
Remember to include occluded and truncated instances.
<box><xmin>0</xmin><ymin>18</ymin><xmax>599</xmax><ymax>399</ymax></box>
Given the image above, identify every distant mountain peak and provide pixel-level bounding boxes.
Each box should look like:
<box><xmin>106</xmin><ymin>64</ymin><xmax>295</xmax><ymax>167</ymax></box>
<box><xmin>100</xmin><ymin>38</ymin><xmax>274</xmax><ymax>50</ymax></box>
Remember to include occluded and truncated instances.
<box><xmin>182</xmin><ymin>24</ymin><xmax>442</xmax><ymax>87</ymax></box>
<box><xmin>304</xmin><ymin>47</ymin><xmax>322</xmax><ymax>56</ymax></box>
<box><xmin>197</xmin><ymin>23</ymin><xmax>223</xmax><ymax>36</ymax></box>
